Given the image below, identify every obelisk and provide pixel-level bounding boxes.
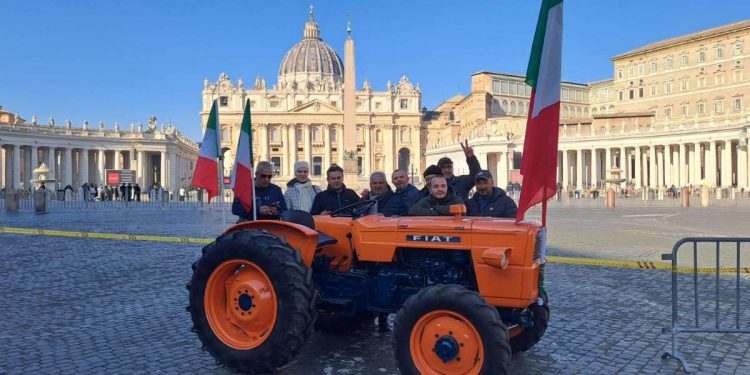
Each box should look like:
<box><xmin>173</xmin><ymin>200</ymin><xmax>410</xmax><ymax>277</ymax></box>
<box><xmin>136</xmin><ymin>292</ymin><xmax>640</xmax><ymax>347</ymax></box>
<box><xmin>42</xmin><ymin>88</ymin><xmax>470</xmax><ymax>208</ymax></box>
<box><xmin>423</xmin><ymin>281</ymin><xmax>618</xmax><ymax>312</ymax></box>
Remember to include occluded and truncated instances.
<box><xmin>342</xmin><ymin>17</ymin><xmax>359</xmax><ymax>188</ymax></box>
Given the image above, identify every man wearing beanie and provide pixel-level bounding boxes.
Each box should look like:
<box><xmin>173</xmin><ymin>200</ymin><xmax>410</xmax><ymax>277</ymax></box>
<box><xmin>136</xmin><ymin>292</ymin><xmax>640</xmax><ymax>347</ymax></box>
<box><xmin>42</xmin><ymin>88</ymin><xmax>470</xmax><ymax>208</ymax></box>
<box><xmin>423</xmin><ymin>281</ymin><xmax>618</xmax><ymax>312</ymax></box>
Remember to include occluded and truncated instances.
<box><xmin>437</xmin><ymin>139</ymin><xmax>482</xmax><ymax>202</ymax></box>
<box><xmin>284</xmin><ymin>160</ymin><xmax>321</xmax><ymax>213</ymax></box>
<box><xmin>419</xmin><ymin>164</ymin><xmax>443</xmax><ymax>198</ymax></box>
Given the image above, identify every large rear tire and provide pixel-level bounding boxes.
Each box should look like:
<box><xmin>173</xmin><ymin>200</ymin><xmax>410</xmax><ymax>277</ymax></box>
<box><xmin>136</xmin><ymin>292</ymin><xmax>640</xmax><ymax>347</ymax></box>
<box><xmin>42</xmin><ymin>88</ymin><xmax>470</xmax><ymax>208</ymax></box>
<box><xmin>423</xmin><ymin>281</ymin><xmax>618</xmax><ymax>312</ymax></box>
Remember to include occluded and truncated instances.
<box><xmin>186</xmin><ymin>230</ymin><xmax>316</xmax><ymax>374</ymax></box>
<box><xmin>508</xmin><ymin>291</ymin><xmax>549</xmax><ymax>353</ymax></box>
<box><xmin>393</xmin><ymin>284</ymin><xmax>511</xmax><ymax>375</ymax></box>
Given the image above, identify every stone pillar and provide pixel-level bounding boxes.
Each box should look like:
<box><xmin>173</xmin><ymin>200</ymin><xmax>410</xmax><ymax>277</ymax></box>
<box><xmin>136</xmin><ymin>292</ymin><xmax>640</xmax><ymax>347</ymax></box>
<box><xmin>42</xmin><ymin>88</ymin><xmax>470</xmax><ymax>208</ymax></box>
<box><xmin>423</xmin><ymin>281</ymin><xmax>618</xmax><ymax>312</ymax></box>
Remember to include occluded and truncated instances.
<box><xmin>738</xmin><ymin>141</ymin><xmax>747</xmax><ymax>189</ymax></box>
<box><xmin>137</xmin><ymin>150</ymin><xmax>145</xmax><ymax>186</ymax></box>
<box><xmin>96</xmin><ymin>149</ymin><xmax>106</xmax><ymax>186</ymax></box>
<box><xmin>498</xmin><ymin>151</ymin><xmax>509</xmax><ymax>188</ymax></box>
<box><xmin>322</xmin><ymin>124</ymin><xmax>331</xmax><ymax>171</ymax></box>
<box><xmin>605</xmin><ymin>148</ymin><xmax>612</xmax><ymax>187</ymax></box>
<box><xmin>694</xmin><ymin>143</ymin><xmax>702</xmax><ymax>183</ymax></box>
<box><xmin>687</xmin><ymin>144</ymin><xmax>695</xmax><ymax>186</ymax></box>
<box><xmin>649</xmin><ymin>145</ymin><xmax>657</xmax><ymax>188</ymax></box>
<box><xmin>679</xmin><ymin>143</ymin><xmax>687</xmax><ymax>187</ymax></box>
<box><xmin>114</xmin><ymin>150</ymin><xmax>122</xmax><ymax>170</ymax></box>
<box><xmin>30</xmin><ymin>146</ymin><xmax>39</xmax><ymax>181</ymax></box>
<box><xmin>721</xmin><ymin>140</ymin><xmax>731</xmax><ymax>187</ymax></box>
<box><xmin>590</xmin><ymin>148</ymin><xmax>598</xmax><ymax>188</ymax></box>
<box><xmin>79</xmin><ymin>149</ymin><xmax>89</xmax><ymax>185</ymax></box>
<box><xmin>707</xmin><ymin>141</ymin><xmax>716</xmax><ymax>186</ymax></box>
<box><xmin>657</xmin><ymin>147</ymin><xmax>664</xmax><ymax>188</ymax></box>
<box><xmin>259</xmin><ymin>124</ymin><xmax>269</xmax><ymax>162</ymax></box>
<box><xmin>561</xmin><ymin>150</ymin><xmax>569</xmax><ymax>189</ymax></box>
<box><xmin>304</xmin><ymin>123</ymin><xmax>312</xmax><ymax>165</ymax></box>
<box><xmin>664</xmin><ymin>145</ymin><xmax>672</xmax><ymax>187</ymax></box>
<box><xmin>575</xmin><ymin>149</ymin><xmax>583</xmax><ymax>190</ymax></box>
<box><xmin>160</xmin><ymin>151</ymin><xmax>166</xmax><ymax>186</ymax></box>
<box><xmin>12</xmin><ymin>145</ymin><xmax>21</xmax><ymax>189</ymax></box>
<box><xmin>634</xmin><ymin>146</ymin><xmax>642</xmax><ymax>187</ymax></box>
<box><xmin>63</xmin><ymin>148</ymin><xmax>73</xmax><ymax>187</ymax></box>
<box><xmin>47</xmin><ymin>147</ymin><xmax>56</xmax><ymax>183</ymax></box>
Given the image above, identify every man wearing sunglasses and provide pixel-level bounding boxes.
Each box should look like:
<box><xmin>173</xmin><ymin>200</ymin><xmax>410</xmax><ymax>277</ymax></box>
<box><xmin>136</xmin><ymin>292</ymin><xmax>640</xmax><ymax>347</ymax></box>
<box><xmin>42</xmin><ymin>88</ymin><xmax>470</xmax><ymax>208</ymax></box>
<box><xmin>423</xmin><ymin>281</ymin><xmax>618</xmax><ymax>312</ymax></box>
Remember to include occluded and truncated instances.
<box><xmin>232</xmin><ymin>161</ymin><xmax>287</xmax><ymax>222</ymax></box>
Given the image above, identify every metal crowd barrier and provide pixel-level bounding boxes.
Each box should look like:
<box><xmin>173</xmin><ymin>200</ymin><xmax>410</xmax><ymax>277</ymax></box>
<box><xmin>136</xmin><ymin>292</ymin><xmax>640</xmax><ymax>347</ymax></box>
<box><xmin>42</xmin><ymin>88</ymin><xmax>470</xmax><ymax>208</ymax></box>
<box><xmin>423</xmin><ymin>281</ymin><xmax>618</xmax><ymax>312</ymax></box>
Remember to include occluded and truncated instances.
<box><xmin>661</xmin><ymin>237</ymin><xmax>750</xmax><ymax>373</ymax></box>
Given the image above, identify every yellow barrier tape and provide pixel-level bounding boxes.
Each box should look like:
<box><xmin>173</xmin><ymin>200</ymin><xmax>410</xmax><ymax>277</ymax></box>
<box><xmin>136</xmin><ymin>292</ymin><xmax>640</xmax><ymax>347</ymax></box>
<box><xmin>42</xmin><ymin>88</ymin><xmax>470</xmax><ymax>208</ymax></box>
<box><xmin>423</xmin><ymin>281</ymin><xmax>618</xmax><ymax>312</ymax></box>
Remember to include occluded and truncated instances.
<box><xmin>1</xmin><ymin>226</ymin><xmax>748</xmax><ymax>274</ymax></box>
<box><xmin>0</xmin><ymin>226</ymin><xmax>213</xmax><ymax>244</ymax></box>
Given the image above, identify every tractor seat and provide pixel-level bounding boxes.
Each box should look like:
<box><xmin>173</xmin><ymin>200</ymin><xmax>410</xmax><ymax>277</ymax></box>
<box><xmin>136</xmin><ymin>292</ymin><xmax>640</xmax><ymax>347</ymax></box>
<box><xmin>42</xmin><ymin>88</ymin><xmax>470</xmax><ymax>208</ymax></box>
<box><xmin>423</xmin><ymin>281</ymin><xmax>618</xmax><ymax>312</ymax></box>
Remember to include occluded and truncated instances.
<box><xmin>280</xmin><ymin>210</ymin><xmax>338</xmax><ymax>248</ymax></box>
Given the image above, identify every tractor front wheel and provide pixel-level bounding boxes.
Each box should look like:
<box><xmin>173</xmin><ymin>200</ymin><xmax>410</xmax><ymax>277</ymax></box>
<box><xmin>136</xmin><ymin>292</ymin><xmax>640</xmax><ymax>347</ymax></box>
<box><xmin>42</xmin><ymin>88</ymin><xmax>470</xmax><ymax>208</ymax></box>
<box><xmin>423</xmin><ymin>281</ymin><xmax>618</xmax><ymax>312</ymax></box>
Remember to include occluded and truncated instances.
<box><xmin>393</xmin><ymin>284</ymin><xmax>511</xmax><ymax>375</ymax></box>
<box><xmin>508</xmin><ymin>290</ymin><xmax>549</xmax><ymax>353</ymax></box>
<box><xmin>186</xmin><ymin>230</ymin><xmax>316</xmax><ymax>374</ymax></box>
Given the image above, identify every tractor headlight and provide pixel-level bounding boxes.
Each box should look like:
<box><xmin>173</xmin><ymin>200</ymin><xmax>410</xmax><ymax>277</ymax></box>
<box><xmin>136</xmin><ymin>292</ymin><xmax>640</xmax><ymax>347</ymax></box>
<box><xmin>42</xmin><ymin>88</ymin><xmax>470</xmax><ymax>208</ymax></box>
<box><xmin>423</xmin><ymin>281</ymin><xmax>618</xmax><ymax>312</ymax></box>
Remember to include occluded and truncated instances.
<box><xmin>533</xmin><ymin>227</ymin><xmax>547</xmax><ymax>263</ymax></box>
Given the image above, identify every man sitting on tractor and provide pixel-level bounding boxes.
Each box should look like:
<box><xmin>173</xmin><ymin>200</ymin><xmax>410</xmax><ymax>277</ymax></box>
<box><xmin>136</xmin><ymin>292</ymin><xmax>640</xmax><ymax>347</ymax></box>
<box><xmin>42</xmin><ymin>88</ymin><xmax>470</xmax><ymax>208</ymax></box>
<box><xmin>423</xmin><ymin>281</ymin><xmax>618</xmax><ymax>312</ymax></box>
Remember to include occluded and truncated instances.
<box><xmin>408</xmin><ymin>175</ymin><xmax>464</xmax><ymax>216</ymax></box>
<box><xmin>391</xmin><ymin>168</ymin><xmax>421</xmax><ymax>211</ymax></box>
<box><xmin>437</xmin><ymin>139</ymin><xmax>482</xmax><ymax>202</ymax></box>
<box><xmin>310</xmin><ymin>164</ymin><xmax>361</xmax><ymax>215</ymax></box>
<box><xmin>467</xmin><ymin>170</ymin><xmax>518</xmax><ymax>218</ymax></box>
<box><xmin>361</xmin><ymin>171</ymin><xmax>407</xmax><ymax>216</ymax></box>
<box><xmin>232</xmin><ymin>161</ymin><xmax>287</xmax><ymax>222</ymax></box>
<box><xmin>419</xmin><ymin>164</ymin><xmax>443</xmax><ymax>198</ymax></box>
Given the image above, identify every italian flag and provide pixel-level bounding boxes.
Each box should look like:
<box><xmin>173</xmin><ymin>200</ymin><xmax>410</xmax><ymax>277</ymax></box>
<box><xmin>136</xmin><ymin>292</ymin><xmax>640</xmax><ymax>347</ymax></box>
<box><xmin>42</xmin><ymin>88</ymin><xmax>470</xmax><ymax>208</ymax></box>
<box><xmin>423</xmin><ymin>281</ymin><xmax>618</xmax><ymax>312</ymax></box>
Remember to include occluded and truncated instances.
<box><xmin>230</xmin><ymin>99</ymin><xmax>255</xmax><ymax>212</ymax></box>
<box><xmin>191</xmin><ymin>100</ymin><xmax>220</xmax><ymax>201</ymax></box>
<box><xmin>516</xmin><ymin>0</ymin><xmax>563</xmax><ymax>224</ymax></box>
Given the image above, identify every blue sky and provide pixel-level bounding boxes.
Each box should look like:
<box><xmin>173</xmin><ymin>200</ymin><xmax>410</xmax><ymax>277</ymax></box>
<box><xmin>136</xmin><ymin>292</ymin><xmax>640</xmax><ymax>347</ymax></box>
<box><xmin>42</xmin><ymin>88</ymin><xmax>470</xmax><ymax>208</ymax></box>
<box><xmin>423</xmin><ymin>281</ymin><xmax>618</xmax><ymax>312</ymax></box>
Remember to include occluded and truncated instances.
<box><xmin>2</xmin><ymin>1</ymin><xmax>748</xmax><ymax>141</ymax></box>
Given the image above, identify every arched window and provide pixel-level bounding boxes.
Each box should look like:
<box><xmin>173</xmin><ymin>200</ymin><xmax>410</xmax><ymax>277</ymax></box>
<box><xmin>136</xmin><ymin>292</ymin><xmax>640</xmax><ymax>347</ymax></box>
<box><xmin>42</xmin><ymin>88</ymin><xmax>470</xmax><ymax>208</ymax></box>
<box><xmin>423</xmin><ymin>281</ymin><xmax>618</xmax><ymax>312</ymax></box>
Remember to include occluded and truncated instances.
<box><xmin>592</xmin><ymin>107</ymin><xmax>598</xmax><ymax>115</ymax></box>
<box><xmin>501</xmin><ymin>100</ymin><xmax>509</xmax><ymax>113</ymax></box>
<box><xmin>376</xmin><ymin>129</ymin><xmax>382</xmax><ymax>143</ymax></box>
<box><xmin>520</xmin><ymin>102</ymin><xmax>526</xmax><ymax>115</ymax></box>
<box><xmin>563</xmin><ymin>106</ymin><xmax>570</xmax><ymax>118</ymax></box>
<box><xmin>576</xmin><ymin>107</ymin><xmax>582</xmax><ymax>118</ymax></box>
<box><xmin>312</xmin><ymin>126</ymin><xmax>321</xmax><ymax>142</ymax></box>
<box><xmin>510</xmin><ymin>101</ymin><xmax>517</xmax><ymax>114</ymax></box>
<box><xmin>221</xmin><ymin>126</ymin><xmax>231</xmax><ymax>142</ymax></box>
<box><xmin>330</xmin><ymin>128</ymin><xmax>337</xmax><ymax>142</ymax></box>
<box><xmin>584</xmin><ymin>108</ymin><xmax>589</xmax><ymax>117</ymax></box>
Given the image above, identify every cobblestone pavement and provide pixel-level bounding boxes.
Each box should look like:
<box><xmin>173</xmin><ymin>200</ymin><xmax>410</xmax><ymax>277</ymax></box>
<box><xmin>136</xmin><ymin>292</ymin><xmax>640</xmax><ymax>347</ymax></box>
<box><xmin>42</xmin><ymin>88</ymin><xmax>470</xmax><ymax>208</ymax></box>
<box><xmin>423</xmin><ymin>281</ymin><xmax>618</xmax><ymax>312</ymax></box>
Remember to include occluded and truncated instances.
<box><xmin>1</xmin><ymin>209</ymin><xmax>749</xmax><ymax>374</ymax></box>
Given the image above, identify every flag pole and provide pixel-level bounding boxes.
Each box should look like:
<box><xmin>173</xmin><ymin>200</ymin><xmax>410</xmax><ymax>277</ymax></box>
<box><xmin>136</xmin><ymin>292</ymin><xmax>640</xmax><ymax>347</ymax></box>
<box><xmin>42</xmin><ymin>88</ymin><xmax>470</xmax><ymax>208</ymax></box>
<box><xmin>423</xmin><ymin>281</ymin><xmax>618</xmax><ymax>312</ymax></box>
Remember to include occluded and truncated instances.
<box><xmin>542</xmin><ymin>186</ymin><xmax>547</xmax><ymax>228</ymax></box>
<box><xmin>214</xmin><ymin>98</ymin><xmax>227</xmax><ymax>228</ymax></box>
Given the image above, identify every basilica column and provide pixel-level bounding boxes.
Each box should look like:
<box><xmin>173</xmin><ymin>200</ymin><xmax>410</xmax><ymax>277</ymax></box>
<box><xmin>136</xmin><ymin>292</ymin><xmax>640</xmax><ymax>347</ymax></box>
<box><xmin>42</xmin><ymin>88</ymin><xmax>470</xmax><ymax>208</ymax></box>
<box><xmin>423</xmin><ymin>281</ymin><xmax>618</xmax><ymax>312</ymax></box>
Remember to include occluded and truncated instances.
<box><xmin>590</xmin><ymin>148</ymin><xmax>598</xmax><ymax>188</ymax></box>
<box><xmin>737</xmin><ymin>141</ymin><xmax>747</xmax><ymax>189</ymax></box>
<box><xmin>79</xmin><ymin>149</ymin><xmax>90</xmax><ymax>185</ymax></box>
<box><xmin>11</xmin><ymin>145</ymin><xmax>21</xmax><ymax>189</ymax></box>
<box><xmin>160</xmin><ymin>151</ymin><xmax>166</xmax><ymax>186</ymax></box>
<box><xmin>114</xmin><ymin>150</ymin><xmax>122</xmax><ymax>170</ymax></box>
<box><xmin>322</xmin><ymin>124</ymin><xmax>331</xmax><ymax>171</ymax></box>
<box><xmin>561</xmin><ymin>149</ymin><xmax>569</xmax><ymax>189</ymax></box>
<box><xmin>604</xmin><ymin>148</ymin><xmax>612</xmax><ymax>187</ymax></box>
<box><xmin>63</xmin><ymin>148</ymin><xmax>73</xmax><ymax>187</ymax></box>
<box><xmin>657</xmin><ymin>147</ymin><xmax>664</xmax><ymax>188</ymax></box>
<box><xmin>98</xmin><ymin>149</ymin><xmax>106</xmax><ymax>185</ymax></box>
<box><xmin>259</xmin><ymin>124</ymin><xmax>269</xmax><ymax>163</ymax></box>
<box><xmin>664</xmin><ymin>145</ymin><xmax>672</xmax><ymax>187</ymax></box>
<box><xmin>287</xmin><ymin>124</ymin><xmax>295</xmax><ymax>177</ymax></box>
<box><xmin>687</xmin><ymin>144</ymin><xmax>695</xmax><ymax>185</ymax></box>
<box><xmin>575</xmin><ymin>149</ymin><xmax>583</xmax><ymax>189</ymax></box>
<box><xmin>678</xmin><ymin>143</ymin><xmax>687</xmax><ymax>187</ymax></box>
<box><xmin>364</xmin><ymin>125</ymin><xmax>372</xmax><ymax>176</ymax></box>
<box><xmin>707</xmin><ymin>141</ymin><xmax>716</xmax><ymax>186</ymax></box>
<box><xmin>634</xmin><ymin>146</ymin><xmax>642</xmax><ymax>187</ymax></box>
<box><xmin>137</xmin><ymin>150</ymin><xmax>145</xmax><ymax>186</ymax></box>
<box><xmin>47</xmin><ymin>147</ymin><xmax>56</xmax><ymax>183</ymax></box>
<box><xmin>721</xmin><ymin>140</ymin><xmax>731</xmax><ymax>187</ymax></box>
<box><xmin>694</xmin><ymin>143</ymin><xmax>702</xmax><ymax>183</ymax></box>
<box><xmin>649</xmin><ymin>145</ymin><xmax>657</xmax><ymax>188</ymax></box>
<box><xmin>303</xmin><ymin>123</ymin><xmax>312</xmax><ymax>164</ymax></box>
<box><xmin>498</xmin><ymin>151</ymin><xmax>509</xmax><ymax>189</ymax></box>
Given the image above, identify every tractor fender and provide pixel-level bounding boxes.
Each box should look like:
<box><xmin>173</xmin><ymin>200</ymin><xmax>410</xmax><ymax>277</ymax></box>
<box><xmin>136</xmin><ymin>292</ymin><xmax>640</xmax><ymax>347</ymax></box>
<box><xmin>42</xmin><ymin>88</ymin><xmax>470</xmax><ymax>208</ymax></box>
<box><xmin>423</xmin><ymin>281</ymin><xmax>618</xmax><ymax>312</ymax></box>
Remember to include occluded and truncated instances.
<box><xmin>223</xmin><ymin>220</ymin><xmax>318</xmax><ymax>266</ymax></box>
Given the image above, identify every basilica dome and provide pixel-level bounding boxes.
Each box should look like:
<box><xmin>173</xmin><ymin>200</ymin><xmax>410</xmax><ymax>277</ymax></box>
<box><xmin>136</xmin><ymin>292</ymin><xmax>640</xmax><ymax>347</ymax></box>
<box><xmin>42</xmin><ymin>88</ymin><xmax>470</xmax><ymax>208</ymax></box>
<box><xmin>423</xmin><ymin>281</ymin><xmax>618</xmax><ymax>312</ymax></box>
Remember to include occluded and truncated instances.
<box><xmin>278</xmin><ymin>8</ymin><xmax>344</xmax><ymax>85</ymax></box>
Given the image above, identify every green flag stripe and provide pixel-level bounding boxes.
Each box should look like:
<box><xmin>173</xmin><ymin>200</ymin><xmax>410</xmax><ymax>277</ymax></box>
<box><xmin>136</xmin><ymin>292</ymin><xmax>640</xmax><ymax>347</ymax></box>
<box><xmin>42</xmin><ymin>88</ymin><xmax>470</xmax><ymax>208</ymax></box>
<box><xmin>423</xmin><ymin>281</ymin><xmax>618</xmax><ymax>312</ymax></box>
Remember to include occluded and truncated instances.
<box><xmin>243</xmin><ymin>99</ymin><xmax>254</xmax><ymax>166</ymax></box>
<box><xmin>525</xmin><ymin>0</ymin><xmax>563</xmax><ymax>88</ymax></box>
<box><xmin>206</xmin><ymin>101</ymin><xmax>217</xmax><ymax>130</ymax></box>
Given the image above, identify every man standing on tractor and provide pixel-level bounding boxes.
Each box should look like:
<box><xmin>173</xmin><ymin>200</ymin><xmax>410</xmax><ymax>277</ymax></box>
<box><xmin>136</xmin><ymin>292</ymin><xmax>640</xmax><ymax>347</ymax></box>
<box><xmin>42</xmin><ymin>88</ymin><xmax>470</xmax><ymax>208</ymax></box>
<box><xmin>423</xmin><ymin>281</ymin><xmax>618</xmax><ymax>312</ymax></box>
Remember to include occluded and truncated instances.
<box><xmin>437</xmin><ymin>139</ymin><xmax>482</xmax><ymax>202</ymax></box>
<box><xmin>419</xmin><ymin>164</ymin><xmax>443</xmax><ymax>198</ymax></box>
<box><xmin>361</xmin><ymin>171</ymin><xmax>407</xmax><ymax>216</ymax></box>
<box><xmin>408</xmin><ymin>175</ymin><xmax>464</xmax><ymax>216</ymax></box>
<box><xmin>391</xmin><ymin>168</ymin><xmax>421</xmax><ymax>211</ymax></box>
<box><xmin>467</xmin><ymin>170</ymin><xmax>518</xmax><ymax>218</ymax></box>
<box><xmin>232</xmin><ymin>161</ymin><xmax>287</xmax><ymax>222</ymax></box>
<box><xmin>310</xmin><ymin>164</ymin><xmax>360</xmax><ymax>215</ymax></box>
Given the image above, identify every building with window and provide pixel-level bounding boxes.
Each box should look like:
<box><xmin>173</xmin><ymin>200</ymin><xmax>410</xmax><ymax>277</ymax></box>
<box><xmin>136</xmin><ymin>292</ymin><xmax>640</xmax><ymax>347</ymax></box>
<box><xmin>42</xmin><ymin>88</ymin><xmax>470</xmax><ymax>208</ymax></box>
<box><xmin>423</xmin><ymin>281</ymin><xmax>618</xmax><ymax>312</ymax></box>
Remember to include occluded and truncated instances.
<box><xmin>201</xmin><ymin>8</ymin><xmax>422</xmax><ymax>188</ymax></box>
<box><xmin>425</xmin><ymin>20</ymin><xmax>750</xmax><ymax>193</ymax></box>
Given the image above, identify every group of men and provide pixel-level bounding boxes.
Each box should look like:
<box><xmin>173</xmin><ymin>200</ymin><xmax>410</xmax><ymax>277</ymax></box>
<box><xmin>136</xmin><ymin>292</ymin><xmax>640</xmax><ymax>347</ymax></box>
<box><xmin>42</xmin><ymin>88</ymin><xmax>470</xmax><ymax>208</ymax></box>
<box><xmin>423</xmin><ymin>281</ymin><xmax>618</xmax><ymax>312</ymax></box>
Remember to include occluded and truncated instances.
<box><xmin>231</xmin><ymin>141</ymin><xmax>517</xmax><ymax>222</ymax></box>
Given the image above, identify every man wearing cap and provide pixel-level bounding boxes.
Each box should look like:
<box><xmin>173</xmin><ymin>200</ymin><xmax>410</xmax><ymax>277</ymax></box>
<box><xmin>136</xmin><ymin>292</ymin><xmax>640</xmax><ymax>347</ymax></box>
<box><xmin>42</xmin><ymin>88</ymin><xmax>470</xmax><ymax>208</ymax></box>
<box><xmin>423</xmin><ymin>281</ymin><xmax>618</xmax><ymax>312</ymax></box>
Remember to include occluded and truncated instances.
<box><xmin>466</xmin><ymin>170</ymin><xmax>517</xmax><ymax>218</ymax></box>
<box><xmin>419</xmin><ymin>164</ymin><xmax>443</xmax><ymax>198</ymax></box>
<box><xmin>409</xmin><ymin>176</ymin><xmax>464</xmax><ymax>216</ymax></box>
<box><xmin>437</xmin><ymin>139</ymin><xmax>482</xmax><ymax>202</ymax></box>
<box><xmin>284</xmin><ymin>160</ymin><xmax>321</xmax><ymax>212</ymax></box>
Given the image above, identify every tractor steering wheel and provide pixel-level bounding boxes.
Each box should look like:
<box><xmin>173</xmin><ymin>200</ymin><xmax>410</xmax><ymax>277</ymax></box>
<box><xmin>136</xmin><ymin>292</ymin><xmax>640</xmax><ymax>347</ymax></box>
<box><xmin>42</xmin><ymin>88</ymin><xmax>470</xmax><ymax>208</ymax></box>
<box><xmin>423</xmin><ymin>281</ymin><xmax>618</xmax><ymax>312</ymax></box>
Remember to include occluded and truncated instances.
<box><xmin>329</xmin><ymin>199</ymin><xmax>377</xmax><ymax>218</ymax></box>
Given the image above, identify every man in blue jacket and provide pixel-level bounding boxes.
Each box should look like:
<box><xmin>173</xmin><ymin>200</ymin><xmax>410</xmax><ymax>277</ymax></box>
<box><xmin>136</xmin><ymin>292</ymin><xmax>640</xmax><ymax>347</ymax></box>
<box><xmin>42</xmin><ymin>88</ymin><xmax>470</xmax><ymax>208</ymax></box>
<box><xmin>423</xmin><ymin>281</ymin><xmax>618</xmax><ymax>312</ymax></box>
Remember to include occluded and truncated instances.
<box><xmin>466</xmin><ymin>170</ymin><xmax>517</xmax><ymax>218</ymax></box>
<box><xmin>363</xmin><ymin>171</ymin><xmax>407</xmax><ymax>216</ymax></box>
<box><xmin>232</xmin><ymin>161</ymin><xmax>287</xmax><ymax>222</ymax></box>
<box><xmin>310</xmin><ymin>164</ymin><xmax>361</xmax><ymax>215</ymax></box>
<box><xmin>391</xmin><ymin>169</ymin><xmax>421</xmax><ymax>211</ymax></box>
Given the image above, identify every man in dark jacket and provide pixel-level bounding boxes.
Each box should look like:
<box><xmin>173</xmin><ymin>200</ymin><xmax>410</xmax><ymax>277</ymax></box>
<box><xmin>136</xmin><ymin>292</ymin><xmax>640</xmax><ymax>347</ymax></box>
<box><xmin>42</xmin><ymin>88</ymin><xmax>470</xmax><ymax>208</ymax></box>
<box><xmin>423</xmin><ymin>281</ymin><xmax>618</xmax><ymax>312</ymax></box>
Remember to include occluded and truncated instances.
<box><xmin>133</xmin><ymin>183</ymin><xmax>141</xmax><ymax>201</ymax></box>
<box><xmin>232</xmin><ymin>161</ymin><xmax>287</xmax><ymax>222</ymax></box>
<box><xmin>409</xmin><ymin>176</ymin><xmax>464</xmax><ymax>216</ymax></box>
<box><xmin>391</xmin><ymin>169</ymin><xmax>421</xmax><ymax>211</ymax></box>
<box><xmin>437</xmin><ymin>139</ymin><xmax>482</xmax><ymax>202</ymax></box>
<box><xmin>419</xmin><ymin>164</ymin><xmax>443</xmax><ymax>198</ymax></box>
<box><xmin>466</xmin><ymin>170</ymin><xmax>517</xmax><ymax>218</ymax></box>
<box><xmin>310</xmin><ymin>164</ymin><xmax>360</xmax><ymax>215</ymax></box>
<box><xmin>364</xmin><ymin>172</ymin><xmax>407</xmax><ymax>216</ymax></box>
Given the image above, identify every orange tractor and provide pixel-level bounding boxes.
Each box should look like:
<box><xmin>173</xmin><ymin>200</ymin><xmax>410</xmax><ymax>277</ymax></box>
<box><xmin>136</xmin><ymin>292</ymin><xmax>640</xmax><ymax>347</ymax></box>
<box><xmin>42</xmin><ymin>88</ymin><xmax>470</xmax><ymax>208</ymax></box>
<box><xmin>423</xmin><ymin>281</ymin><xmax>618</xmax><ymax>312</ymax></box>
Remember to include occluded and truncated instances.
<box><xmin>187</xmin><ymin>201</ymin><xmax>548</xmax><ymax>374</ymax></box>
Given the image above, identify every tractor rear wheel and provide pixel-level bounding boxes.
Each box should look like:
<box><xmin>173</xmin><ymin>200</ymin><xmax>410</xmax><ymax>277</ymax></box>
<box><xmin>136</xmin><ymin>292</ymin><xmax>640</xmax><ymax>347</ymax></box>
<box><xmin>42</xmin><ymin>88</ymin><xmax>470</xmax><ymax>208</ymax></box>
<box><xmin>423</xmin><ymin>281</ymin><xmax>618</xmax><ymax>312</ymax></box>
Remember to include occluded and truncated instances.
<box><xmin>508</xmin><ymin>291</ymin><xmax>549</xmax><ymax>353</ymax></box>
<box><xmin>186</xmin><ymin>230</ymin><xmax>316</xmax><ymax>374</ymax></box>
<box><xmin>393</xmin><ymin>284</ymin><xmax>511</xmax><ymax>375</ymax></box>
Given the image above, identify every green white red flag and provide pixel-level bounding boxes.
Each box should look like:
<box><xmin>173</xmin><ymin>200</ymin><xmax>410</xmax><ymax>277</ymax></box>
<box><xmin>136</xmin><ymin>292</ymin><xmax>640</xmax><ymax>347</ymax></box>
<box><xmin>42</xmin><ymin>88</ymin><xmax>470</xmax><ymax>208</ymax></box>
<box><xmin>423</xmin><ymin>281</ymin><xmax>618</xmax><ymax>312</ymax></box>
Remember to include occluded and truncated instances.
<box><xmin>231</xmin><ymin>99</ymin><xmax>255</xmax><ymax>212</ymax></box>
<box><xmin>191</xmin><ymin>100</ymin><xmax>220</xmax><ymax>201</ymax></box>
<box><xmin>516</xmin><ymin>0</ymin><xmax>563</xmax><ymax>224</ymax></box>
